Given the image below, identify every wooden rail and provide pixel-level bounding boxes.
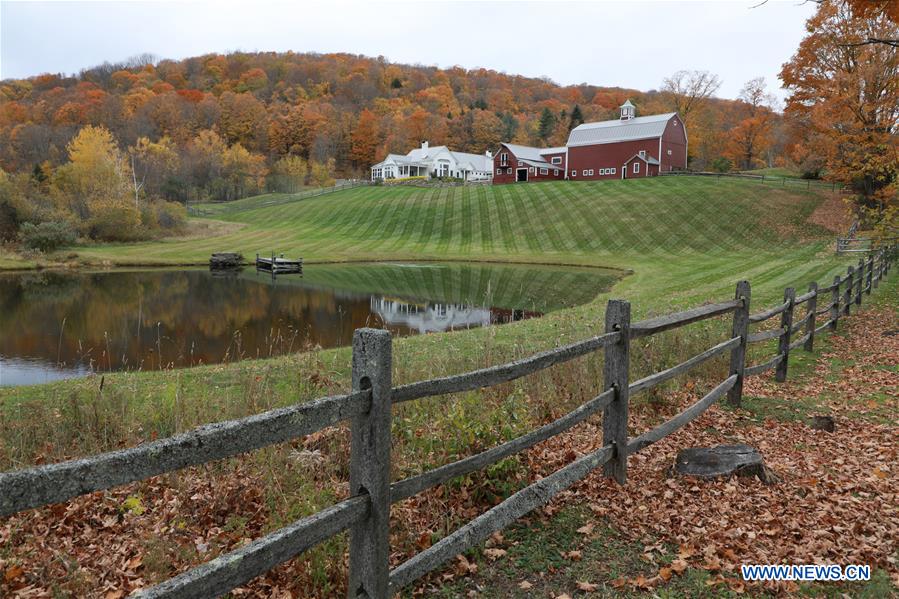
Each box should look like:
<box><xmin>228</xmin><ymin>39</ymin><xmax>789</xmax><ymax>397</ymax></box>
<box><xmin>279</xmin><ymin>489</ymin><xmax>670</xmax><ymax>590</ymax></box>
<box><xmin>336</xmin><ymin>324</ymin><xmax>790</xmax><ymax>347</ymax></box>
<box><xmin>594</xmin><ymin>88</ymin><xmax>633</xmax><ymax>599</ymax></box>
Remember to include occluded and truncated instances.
<box><xmin>0</xmin><ymin>244</ymin><xmax>895</xmax><ymax>598</ymax></box>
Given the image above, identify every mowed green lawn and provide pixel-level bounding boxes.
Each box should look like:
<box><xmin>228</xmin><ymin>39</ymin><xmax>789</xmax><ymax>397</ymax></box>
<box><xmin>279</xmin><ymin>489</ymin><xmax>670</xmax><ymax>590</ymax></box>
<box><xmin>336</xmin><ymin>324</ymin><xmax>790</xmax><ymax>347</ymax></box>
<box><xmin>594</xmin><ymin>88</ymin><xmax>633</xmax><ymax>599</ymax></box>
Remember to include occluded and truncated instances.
<box><xmin>80</xmin><ymin>177</ymin><xmax>822</xmax><ymax>264</ymax></box>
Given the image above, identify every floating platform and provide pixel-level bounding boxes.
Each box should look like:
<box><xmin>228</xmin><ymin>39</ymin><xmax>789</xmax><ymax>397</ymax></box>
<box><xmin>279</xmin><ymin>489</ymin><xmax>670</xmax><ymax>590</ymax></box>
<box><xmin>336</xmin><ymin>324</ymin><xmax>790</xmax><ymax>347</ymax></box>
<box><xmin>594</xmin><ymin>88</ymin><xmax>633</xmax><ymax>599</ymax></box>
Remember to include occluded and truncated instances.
<box><xmin>256</xmin><ymin>253</ymin><xmax>303</xmax><ymax>274</ymax></box>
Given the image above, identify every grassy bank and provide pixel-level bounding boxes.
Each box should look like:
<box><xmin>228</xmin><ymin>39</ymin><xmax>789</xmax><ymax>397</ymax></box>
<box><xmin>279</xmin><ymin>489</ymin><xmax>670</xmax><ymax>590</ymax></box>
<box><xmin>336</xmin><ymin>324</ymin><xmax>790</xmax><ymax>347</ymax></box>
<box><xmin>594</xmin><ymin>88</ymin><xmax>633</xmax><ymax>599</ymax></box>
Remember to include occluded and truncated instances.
<box><xmin>1</xmin><ymin>176</ymin><xmax>877</xmax><ymax>597</ymax></box>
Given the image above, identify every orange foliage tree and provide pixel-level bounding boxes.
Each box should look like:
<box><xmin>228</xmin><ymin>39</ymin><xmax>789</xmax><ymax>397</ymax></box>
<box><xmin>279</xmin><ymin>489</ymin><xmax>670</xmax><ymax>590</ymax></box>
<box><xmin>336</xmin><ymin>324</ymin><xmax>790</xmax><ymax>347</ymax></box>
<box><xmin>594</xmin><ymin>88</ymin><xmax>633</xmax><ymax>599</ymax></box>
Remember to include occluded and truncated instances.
<box><xmin>781</xmin><ymin>0</ymin><xmax>899</xmax><ymax>219</ymax></box>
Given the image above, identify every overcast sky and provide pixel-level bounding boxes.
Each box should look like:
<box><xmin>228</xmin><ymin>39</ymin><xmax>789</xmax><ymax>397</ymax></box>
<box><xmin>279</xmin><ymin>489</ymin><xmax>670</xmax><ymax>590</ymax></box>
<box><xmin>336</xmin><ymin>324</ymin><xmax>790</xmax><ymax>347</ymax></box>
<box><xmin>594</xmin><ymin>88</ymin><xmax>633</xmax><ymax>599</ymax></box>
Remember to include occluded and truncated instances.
<box><xmin>1</xmin><ymin>0</ymin><xmax>815</xmax><ymax>102</ymax></box>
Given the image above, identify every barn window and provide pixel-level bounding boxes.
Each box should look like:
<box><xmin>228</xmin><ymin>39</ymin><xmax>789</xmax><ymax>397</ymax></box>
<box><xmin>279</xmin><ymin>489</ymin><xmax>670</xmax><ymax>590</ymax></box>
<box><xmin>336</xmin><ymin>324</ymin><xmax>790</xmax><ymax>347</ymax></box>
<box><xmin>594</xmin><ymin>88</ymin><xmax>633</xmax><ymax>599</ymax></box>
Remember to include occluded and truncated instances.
<box><xmin>551</xmin><ymin>156</ymin><xmax>562</xmax><ymax>164</ymax></box>
<box><xmin>639</xmin><ymin>150</ymin><xmax>646</xmax><ymax>158</ymax></box>
<box><xmin>540</xmin><ymin>168</ymin><xmax>548</xmax><ymax>175</ymax></box>
<box><xmin>571</xmin><ymin>170</ymin><xmax>577</xmax><ymax>177</ymax></box>
<box><xmin>501</xmin><ymin>153</ymin><xmax>508</xmax><ymax>165</ymax></box>
<box><xmin>611</xmin><ymin>167</ymin><xmax>616</xmax><ymax>174</ymax></box>
<box><xmin>633</xmin><ymin>162</ymin><xmax>640</xmax><ymax>174</ymax></box>
<box><xmin>667</xmin><ymin>149</ymin><xmax>672</xmax><ymax>156</ymax></box>
<box><xmin>506</xmin><ymin>168</ymin><xmax>512</xmax><ymax>174</ymax></box>
<box><xmin>496</xmin><ymin>168</ymin><xmax>502</xmax><ymax>175</ymax></box>
<box><xmin>518</xmin><ymin>161</ymin><xmax>523</xmax><ymax>166</ymax></box>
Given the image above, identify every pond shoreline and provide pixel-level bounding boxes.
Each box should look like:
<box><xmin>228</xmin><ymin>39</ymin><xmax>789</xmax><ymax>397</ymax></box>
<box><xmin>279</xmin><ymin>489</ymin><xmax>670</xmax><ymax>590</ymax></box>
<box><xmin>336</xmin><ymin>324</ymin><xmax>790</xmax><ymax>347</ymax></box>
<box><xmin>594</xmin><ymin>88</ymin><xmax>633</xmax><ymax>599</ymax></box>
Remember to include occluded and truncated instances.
<box><xmin>0</xmin><ymin>254</ymin><xmax>635</xmax><ymax>275</ymax></box>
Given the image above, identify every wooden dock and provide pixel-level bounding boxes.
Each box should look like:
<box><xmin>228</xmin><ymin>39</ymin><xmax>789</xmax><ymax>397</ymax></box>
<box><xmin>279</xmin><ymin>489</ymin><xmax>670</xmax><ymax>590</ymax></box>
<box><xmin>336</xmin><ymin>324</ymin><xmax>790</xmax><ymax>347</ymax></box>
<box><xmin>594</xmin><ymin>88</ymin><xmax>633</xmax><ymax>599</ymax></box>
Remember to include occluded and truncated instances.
<box><xmin>256</xmin><ymin>252</ymin><xmax>303</xmax><ymax>274</ymax></box>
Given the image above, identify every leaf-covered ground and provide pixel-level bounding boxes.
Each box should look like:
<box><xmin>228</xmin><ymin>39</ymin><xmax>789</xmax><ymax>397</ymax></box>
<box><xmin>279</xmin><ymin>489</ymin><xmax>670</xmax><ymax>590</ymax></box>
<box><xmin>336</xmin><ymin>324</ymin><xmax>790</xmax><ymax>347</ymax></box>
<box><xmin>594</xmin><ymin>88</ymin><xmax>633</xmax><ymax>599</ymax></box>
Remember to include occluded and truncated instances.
<box><xmin>416</xmin><ymin>279</ymin><xmax>898</xmax><ymax>598</ymax></box>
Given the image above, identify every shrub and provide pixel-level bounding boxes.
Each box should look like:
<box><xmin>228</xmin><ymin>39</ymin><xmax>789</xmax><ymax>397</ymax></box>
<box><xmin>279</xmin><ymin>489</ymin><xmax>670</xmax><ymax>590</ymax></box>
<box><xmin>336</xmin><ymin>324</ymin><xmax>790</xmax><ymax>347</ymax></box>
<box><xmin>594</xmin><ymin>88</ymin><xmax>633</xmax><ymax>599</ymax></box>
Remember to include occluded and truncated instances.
<box><xmin>153</xmin><ymin>201</ymin><xmax>187</xmax><ymax>231</ymax></box>
<box><xmin>710</xmin><ymin>157</ymin><xmax>733</xmax><ymax>173</ymax></box>
<box><xmin>89</xmin><ymin>204</ymin><xmax>143</xmax><ymax>241</ymax></box>
<box><xmin>18</xmin><ymin>221</ymin><xmax>76</xmax><ymax>252</ymax></box>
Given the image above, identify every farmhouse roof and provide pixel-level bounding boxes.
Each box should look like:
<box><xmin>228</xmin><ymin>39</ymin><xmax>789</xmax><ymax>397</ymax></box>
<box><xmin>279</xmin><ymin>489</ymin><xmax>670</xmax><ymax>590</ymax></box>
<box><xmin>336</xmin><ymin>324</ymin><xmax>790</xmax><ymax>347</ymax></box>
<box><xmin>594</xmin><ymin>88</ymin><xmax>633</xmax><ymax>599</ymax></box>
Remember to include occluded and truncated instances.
<box><xmin>499</xmin><ymin>143</ymin><xmax>560</xmax><ymax>170</ymax></box>
<box><xmin>539</xmin><ymin>146</ymin><xmax>567</xmax><ymax>155</ymax></box>
<box><xmin>374</xmin><ymin>145</ymin><xmax>492</xmax><ymax>172</ymax></box>
<box><xmin>567</xmin><ymin>113</ymin><xmax>677</xmax><ymax>147</ymax></box>
<box><xmin>625</xmin><ymin>152</ymin><xmax>660</xmax><ymax>165</ymax></box>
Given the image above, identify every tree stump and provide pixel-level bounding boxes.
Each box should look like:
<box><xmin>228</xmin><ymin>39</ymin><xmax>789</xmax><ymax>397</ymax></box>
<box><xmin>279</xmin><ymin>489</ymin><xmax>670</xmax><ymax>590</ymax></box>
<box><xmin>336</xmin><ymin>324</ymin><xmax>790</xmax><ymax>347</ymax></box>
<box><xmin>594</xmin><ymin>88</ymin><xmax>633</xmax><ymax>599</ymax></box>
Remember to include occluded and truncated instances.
<box><xmin>809</xmin><ymin>415</ymin><xmax>835</xmax><ymax>432</ymax></box>
<box><xmin>674</xmin><ymin>444</ymin><xmax>777</xmax><ymax>484</ymax></box>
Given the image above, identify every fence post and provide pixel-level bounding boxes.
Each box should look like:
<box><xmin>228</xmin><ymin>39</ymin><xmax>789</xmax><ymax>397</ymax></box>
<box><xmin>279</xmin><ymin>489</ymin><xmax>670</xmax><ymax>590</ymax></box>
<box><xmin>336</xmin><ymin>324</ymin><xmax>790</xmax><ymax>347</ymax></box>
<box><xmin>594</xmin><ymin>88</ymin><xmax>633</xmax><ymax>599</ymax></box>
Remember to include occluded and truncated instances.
<box><xmin>727</xmin><ymin>280</ymin><xmax>751</xmax><ymax>407</ymax></box>
<box><xmin>804</xmin><ymin>281</ymin><xmax>817</xmax><ymax>352</ymax></box>
<box><xmin>843</xmin><ymin>266</ymin><xmax>854</xmax><ymax>316</ymax></box>
<box><xmin>775</xmin><ymin>287</ymin><xmax>795</xmax><ymax>383</ymax></box>
<box><xmin>865</xmin><ymin>255</ymin><xmax>874</xmax><ymax>294</ymax></box>
<box><xmin>855</xmin><ymin>259</ymin><xmax>864</xmax><ymax>305</ymax></box>
<box><xmin>348</xmin><ymin>328</ymin><xmax>392</xmax><ymax>599</ymax></box>
<box><xmin>873</xmin><ymin>250</ymin><xmax>881</xmax><ymax>289</ymax></box>
<box><xmin>829</xmin><ymin>275</ymin><xmax>840</xmax><ymax>331</ymax></box>
<box><xmin>602</xmin><ymin>300</ymin><xmax>631</xmax><ymax>485</ymax></box>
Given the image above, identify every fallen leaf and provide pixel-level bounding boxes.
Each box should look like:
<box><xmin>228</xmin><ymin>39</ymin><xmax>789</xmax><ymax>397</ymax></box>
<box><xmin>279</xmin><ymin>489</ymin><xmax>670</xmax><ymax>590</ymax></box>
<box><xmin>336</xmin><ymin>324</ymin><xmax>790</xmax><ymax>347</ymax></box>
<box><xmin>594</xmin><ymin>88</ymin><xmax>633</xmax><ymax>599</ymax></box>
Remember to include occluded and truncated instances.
<box><xmin>576</xmin><ymin>580</ymin><xmax>598</xmax><ymax>591</ymax></box>
<box><xmin>4</xmin><ymin>565</ymin><xmax>24</xmax><ymax>582</ymax></box>
<box><xmin>484</xmin><ymin>548</ymin><xmax>507</xmax><ymax>561</ymax></box>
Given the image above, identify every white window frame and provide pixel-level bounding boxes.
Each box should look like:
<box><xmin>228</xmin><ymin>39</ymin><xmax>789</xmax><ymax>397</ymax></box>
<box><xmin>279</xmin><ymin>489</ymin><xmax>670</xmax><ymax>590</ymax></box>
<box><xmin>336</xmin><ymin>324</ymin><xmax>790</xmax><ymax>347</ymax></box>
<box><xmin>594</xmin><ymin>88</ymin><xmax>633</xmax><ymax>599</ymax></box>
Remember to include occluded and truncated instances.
<box><xmin>518</xmin><ymin>160</ymin><xmax>523</xmax><ymax>167</ymax></box>
<box><xmin>667</xmin><ymin>149</ymin><xmax>672</xmax><ymax>156</ymax></box>
<box><xmin>551</xmin><ymin>156</ymin><xmax>562</xmax><ymax>165</ymax></box>
<box><xmin>633</xmin><ymin>162</ymin><xmax>640</xmax><ymax>174</ymax></box>
<box><xmin>639</xmin><ymin>150</ymin><xmax>646</xmax><ymax>158</ymax></box>
<box><xmin>501</xmin><ymin>153</ymin><xmax>508</xmax><ymax>166</ymax></box>
<box><xmin>540</xmin><ymin>167</ymin><xmax>548</xmax><ymax>175</ymax></box>
<box><xmin>530</xmin><ymin>166</ymin><xmax>535</xmax><ymax>173</ymax></box>
<box><xmin>571</xmin><ymin>170</ymin><xmax>577</xmax><ymax>177</ymax></box>
<box><xmin>611</xmin><ymin>167</ymin><xmax>616</xmax><ymax>175</ymax></box>
<box><xmin>506</xmin><ymin>168</ymin><xmax>512</xmax><ymax>174</ymax></box>
<box><xmin>496</xmin><ymin>168</ymin><xmax>502</xmax><ymax>175</ymax></box>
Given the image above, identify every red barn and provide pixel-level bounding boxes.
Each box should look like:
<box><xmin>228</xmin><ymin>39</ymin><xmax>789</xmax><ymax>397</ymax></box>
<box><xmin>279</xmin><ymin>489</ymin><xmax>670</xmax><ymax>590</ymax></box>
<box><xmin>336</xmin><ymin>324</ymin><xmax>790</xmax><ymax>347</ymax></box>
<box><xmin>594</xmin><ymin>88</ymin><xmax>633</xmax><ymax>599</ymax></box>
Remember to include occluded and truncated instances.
<box><xmin>492</xmin><ymin>143</ymin><xmax>566</xmax><ymax>184</ymax></box>
<box><xmin>566</xmin><ymin>100</ymin><xmax>687</xmax><ymax>180</ymax></box>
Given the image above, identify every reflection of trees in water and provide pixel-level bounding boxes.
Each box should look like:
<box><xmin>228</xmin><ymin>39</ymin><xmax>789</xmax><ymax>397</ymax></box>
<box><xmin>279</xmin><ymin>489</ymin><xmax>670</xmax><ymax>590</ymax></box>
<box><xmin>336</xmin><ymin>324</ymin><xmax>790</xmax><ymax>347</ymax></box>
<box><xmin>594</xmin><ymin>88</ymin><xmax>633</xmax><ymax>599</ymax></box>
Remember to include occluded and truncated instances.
<box><xmin>0</xmin><ymin>264</ymin><xmax>619</xmax><ymax>376</ymax></box>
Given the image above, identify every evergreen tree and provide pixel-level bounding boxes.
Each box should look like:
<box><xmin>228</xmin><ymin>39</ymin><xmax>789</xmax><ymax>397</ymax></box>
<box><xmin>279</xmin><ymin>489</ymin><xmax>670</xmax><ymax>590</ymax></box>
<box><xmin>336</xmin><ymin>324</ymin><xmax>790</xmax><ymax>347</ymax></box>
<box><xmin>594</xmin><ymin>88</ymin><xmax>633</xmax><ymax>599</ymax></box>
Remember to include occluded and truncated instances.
<box><xmin>538</xmin><ymin>107</ymin><xmax>556</xmax><ymax>142</ymax></box>
<box><xmin>569</xmin><ymin>104</ymin><xmax>584</xmax><ymax>131</ymax></box>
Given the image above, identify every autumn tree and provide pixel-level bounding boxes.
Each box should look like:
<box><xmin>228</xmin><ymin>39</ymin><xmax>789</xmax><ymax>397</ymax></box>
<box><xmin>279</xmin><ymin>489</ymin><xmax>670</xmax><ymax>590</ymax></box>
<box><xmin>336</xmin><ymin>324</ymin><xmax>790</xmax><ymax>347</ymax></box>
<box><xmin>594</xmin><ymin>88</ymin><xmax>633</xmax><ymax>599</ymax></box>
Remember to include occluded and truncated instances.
<box><xmin>781</xmin><ymin>0</ymin><xmax>899</xmax><ymax>219</ymax></box>
<box><xmin>222</xmin><ymin>143</ymin><xmax>267</xmax><ymax>200</ymax></box>
<box><xmin>309</xmin><ymin>158</ymin><xmax>335</xmax><ymax>187</ymax></box>
<box><xmin>128</xmin><ymin>136</ymin><xmax>179</xmax><ymax>205</ymax></box>
<box><xmin>726</xmin><ymin>77</ymin><xmax>775</xmax><ymax>170</ymax></box>
<box><xmin>350</xmin><ymin>109</ymin><xmax>380</xmax><ymax>169</ymax></box>
<box><xmin>52</xmin><ymin>125</ymin><xmax>133</xmax><ymax>222</ymax></box>
<box><xmin>270</xmin><ymin>154</ymin><xmax>307</xmax><ymax>193</ymax></box>
<box><xmin>661</xmin><ymin>70</ymin><xmax>721</xmax><ymax>120</ymax></box>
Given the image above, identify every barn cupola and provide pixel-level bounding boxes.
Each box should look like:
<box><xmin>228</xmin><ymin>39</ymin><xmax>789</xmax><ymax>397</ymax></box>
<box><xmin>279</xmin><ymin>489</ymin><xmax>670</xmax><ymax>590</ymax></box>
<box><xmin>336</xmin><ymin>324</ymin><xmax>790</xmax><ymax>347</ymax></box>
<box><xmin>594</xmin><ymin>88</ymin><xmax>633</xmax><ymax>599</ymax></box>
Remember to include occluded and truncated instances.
<box><xmin>619</xmin><ymin>99</ymin><xmax>635</xmax><ymax>120</ymax></box>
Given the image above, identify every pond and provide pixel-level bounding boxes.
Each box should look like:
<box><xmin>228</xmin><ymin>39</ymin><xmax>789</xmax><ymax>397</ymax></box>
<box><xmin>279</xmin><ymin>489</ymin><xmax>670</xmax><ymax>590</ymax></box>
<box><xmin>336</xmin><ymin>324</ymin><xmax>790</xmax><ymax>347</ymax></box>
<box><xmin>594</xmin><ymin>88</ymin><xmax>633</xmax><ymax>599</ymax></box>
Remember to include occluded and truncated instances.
<box><xmin>0</xmin><ymin>262</ymin><xmax>621</xmax><ymax>386</ymax></box>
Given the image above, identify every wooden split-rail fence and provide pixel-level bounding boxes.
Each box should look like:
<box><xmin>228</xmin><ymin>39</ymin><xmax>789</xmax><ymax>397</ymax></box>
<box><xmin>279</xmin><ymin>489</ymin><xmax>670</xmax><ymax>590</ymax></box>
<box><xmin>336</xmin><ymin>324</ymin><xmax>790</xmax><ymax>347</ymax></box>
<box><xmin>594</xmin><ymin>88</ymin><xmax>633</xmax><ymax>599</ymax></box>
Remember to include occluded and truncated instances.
<box><xmin>0</xmin><ymin>245</ymin><xmax>895</xmax><ymax>598</ymax></box>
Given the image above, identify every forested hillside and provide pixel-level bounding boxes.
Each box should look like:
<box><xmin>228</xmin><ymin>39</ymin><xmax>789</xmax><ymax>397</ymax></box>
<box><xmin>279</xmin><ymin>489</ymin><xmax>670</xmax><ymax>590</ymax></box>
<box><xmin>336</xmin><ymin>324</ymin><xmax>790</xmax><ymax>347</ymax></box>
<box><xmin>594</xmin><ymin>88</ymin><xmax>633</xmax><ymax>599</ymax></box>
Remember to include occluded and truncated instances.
<box><xmin>0</xmin><ymin>51</ymin><xmax>784</xmax><ymax>196</ymax></box>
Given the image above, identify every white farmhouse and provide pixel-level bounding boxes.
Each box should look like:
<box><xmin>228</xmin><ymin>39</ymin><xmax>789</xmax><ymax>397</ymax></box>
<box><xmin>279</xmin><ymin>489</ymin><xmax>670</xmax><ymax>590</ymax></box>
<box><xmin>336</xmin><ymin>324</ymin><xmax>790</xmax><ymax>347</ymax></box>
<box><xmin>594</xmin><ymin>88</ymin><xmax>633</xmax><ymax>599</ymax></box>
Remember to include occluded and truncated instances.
<box><xmin>370</xmin><ymin>142</ymin><xmax>493</xmax><ymax>182</ymax></box>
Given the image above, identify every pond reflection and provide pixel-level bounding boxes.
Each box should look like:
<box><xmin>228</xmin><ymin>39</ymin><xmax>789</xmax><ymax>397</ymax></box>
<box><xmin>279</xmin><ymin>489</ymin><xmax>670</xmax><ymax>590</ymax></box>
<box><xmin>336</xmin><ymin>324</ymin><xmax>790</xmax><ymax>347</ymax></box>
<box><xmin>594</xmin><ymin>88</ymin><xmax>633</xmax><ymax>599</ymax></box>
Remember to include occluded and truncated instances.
<box><xmin>0</xmin><ymin>263</ymin><xmax>620</xmax><ymax>386</ymax></box>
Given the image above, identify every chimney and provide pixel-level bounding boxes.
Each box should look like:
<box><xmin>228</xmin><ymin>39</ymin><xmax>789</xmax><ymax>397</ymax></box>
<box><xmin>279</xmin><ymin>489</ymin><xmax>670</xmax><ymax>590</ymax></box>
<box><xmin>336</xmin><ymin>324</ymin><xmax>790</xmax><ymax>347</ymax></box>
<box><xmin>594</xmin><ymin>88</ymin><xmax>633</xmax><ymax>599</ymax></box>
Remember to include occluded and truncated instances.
<box><xmin>421</xmin><ymin>141</ymin><xmax>429</xmax><ymax>151</ymax></box>
<box><xmin>485</xmin><ymin>150</ymin><xmax>493</xmax><ymax>158</ymax></box>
